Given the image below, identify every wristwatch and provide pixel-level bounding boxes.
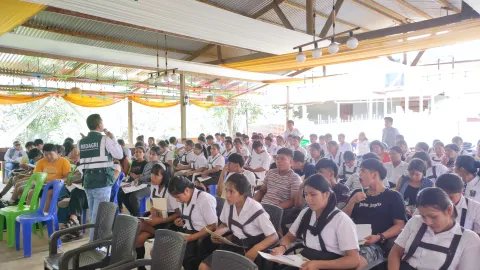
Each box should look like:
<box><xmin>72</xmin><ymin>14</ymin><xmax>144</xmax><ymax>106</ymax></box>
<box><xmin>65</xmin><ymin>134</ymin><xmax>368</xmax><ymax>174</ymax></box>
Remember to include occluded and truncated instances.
<box><xmin>377</xmin><ymin>233</ymin><xmax>386</xmax><ymax>243</ymax></box>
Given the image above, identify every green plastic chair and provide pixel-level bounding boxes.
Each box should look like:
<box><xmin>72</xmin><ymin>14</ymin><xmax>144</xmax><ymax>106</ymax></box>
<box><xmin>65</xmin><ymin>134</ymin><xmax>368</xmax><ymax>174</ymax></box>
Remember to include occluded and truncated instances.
<box><xmin>300</xmin><ymin>139</ymin><xmax>310</xmax><ymax>147</ymax></box>
<box><xmin>0</xmin><ymin>172</ymin><xmax>48</xmax><ymax>247</ymax></box>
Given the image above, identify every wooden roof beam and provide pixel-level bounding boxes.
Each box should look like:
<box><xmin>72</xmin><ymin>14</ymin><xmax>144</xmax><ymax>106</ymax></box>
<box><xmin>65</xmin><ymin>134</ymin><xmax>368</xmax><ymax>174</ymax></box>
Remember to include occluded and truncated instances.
<box><xmin>66</xmin><ymin>62</ymin><xmax>86</xmax><ymax>76</ymax></box>
<box><xmin>434</xmin><ymin>0</ymin><xmax>460</xmax><ymax>13</ymax></box>
<box><xmin>350</xmin><ymin>0</ymin><xmax>409</xmax><ymax>24</ymax></box>
<box><xmin>395</xmin><ymin>0</ymin><xmax>433</xmax><ymax>20</ymax></box>
<box><xmin>320</xmin><ymin>0</ymin><xmax>345</xmax><ymax>38</ymax></box>
<box><xmin>272</xmin><ymin>1</ymin><xmax>295</xmax><ymax>30</ymax></box>
<box><xmin>411</xmin><ymin>51</ymin><xmax>425</xmax><ymax>66</ymax></box>
<box><xmin>252</xmin><ymin>0</ymin><xmax>288</xmax><ymax>19</ymax></box>
<box><xmin>183</xmin><ymin>44</ymin><xmax>215</xmax><ymax>61</ymax></box>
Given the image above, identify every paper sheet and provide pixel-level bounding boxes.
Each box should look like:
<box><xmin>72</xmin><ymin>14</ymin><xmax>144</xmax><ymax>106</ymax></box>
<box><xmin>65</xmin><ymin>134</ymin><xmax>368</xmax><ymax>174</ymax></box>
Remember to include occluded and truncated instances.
<box><xmin>204</xmin><ymin>227</ymin><xmax>241</xmax><ymax>247</ymax></box>
<box><xmin>138</xmin><ymin>217</ymin><xmax>151</xmax><ymax>220</ymax></box>
<box><xmin>258</xmin><ymin>252</ymin><xmax>308</xmax><ymax>268</ymax></box>
<box><xmin>152</xmin><ymin>198</ymin><xmax>167</xmax><ymax>212</ymax></box>
<box><xmin>356</xmin><ymin>224</ymin><xmax>372</xmax><ymax>245</ymax></box>
<box><xmin>197</xmin><ymin>176</ymin><xmax>211</xmax><ymax>182</ymax></box>
<box><xmin>66</xmin><ymin>183</ymin><xmax>84</xmax><ymax>192</ymax></box>
<box><xmin>122</xmin><ymin>184</ymin><xmax>148</xmax><ymax>194</ymax></box>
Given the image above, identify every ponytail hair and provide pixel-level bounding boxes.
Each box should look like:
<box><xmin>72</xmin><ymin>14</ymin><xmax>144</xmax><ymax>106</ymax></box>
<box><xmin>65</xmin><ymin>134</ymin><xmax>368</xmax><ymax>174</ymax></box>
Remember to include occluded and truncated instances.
<box><xmin>296</xmin><ymin>174</ymin><xmax>337</xmax><ymax>239</ymax></box>
<box><xmin>168</xmin><ymin>176</ymin><xmax>194</xmax><ymax>195</ymax></box>
<box><xmin>455</xmin><ymin>155</ymin><xmax>480</xmax><ymax>176</ymax></box>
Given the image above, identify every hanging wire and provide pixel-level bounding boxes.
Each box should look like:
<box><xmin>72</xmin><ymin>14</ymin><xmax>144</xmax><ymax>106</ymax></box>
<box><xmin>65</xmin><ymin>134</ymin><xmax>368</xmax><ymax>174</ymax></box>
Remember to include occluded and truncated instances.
<box><xmin>164</xmin><ymin>35</ymin><xmax>168</xmax><ymax>73</ymax></box>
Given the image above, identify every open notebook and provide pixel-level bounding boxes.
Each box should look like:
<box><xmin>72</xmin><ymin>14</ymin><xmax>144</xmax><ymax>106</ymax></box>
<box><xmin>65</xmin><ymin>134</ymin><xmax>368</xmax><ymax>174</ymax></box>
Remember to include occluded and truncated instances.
<box><xmin>258</xmin><ymin>252</ymin><xmax>309</xmax><ymax>268</ymax></box>
<box><xmin>356</xmin><ymin>224</ymin><xmax>372</xmax><ymax>245</ymax></box>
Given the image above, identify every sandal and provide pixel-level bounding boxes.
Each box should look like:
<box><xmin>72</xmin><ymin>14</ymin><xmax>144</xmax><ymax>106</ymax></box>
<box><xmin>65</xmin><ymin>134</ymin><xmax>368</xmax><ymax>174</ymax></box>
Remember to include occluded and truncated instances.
<box><xmin>61</xmin><ymin>233</ymin><xmax>83</xmax><ymax>243</ymax></box>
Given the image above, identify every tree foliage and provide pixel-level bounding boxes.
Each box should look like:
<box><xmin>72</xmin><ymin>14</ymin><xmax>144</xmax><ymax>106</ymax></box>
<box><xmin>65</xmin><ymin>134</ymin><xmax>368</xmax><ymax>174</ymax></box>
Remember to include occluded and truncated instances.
<box><xmin>209</xmin><ymin>99</ymin><xmax>264</xmax><ymax>133</ymax></box>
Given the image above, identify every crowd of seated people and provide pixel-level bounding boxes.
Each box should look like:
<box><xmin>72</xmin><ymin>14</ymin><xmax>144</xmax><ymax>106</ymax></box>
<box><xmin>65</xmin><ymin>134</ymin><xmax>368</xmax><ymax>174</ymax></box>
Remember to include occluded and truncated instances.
<box><xmin>4</xmin><ymin>116</ymin><xmax>480</xmax><ymax>270</ymax></box>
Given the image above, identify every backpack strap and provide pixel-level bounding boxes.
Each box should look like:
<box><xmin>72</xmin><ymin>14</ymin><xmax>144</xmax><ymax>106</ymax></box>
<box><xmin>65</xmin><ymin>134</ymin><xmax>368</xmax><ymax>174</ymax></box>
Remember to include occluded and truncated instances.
<box><xmin>308</xmin><ymin>209</ymin><xmax>341</xmax><ymax>252</ymax></box>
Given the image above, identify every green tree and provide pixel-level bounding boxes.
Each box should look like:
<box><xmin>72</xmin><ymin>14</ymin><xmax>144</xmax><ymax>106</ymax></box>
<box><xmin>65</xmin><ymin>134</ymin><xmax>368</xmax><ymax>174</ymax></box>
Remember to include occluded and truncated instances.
<box><xmin>210</xmin><ymin>99</ymin><xmax>264</xmax><ymax>133</ymax></box>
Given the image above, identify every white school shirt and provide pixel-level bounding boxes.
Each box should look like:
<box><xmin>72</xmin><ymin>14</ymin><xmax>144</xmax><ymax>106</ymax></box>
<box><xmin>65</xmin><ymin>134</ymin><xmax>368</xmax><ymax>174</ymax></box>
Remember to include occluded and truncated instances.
<box><xmin>225</xmin><ymin>171</ymin><xmax>256</xmax><ymax>189</ymax></box>
<box><xmin>207</xmin><ymin>153</ymin><xmax>225</xmax><ymax>170</ymax></box>
<box><xmin>456</xmin><ymin>196</ymin><xmax>480</xmax><ymax>234</ymax></box>
<box><xmin>266</xmin><ymin>144</ymin><xmax>279</xmax><ymax>156</ymax></box>
<box><xmin>465</xmin><ymin>176</ymin><xmax>480</xmax><ymax>203</ymax></box>
<box><xmin>395</xmin><ymin>215</ymin><xmax>480</xmax><ymax>270</ymax></box>
<box><xmin>425</xmin><ymin>164</ymin><xmax>449</xmax><ymax>182</ymax></box>
<box><xmin>290</xmin><ymin>146</ymin><xmax>307</xmax><ymax>158</ymax></box>
<box><xmin>338</xmin><ymin>162</ymin><xmax>358</xmax><ymax>179</ymax></box>
<box><xmin>384</xmin><ymin>161</ymin><xmax>408</xmax><ymax>185</ymax></box>
<box><xmin>327</xmin><ymin>151</ymin><xmax>344</xmax><ymax>167</ymax></box>
<box><xmin>345</xmin><ymin>173</ymin><xmax>363</xmax><ymax>191</ymax></box>
<box><xmin>283</xmin><ymin>128</ymin><xmax>302</xmax><ymax>139</ymax></box>
<box><xmin>180</xmin><ymin>150</ymin><xmax>196</xmax><ymax>164</ymax></box>
<box><xmin>223</xmin><ymin>148</ymin><xmax>235</xmax><ymax>160</ymax></box>
<box><xmin>320</xmin><ymin>143</ymin><xmax>328</xmax><ymax>156</ymax></box>
<box><xmin>429</xmin><ymin>152</ymin><xmax>445</xmax><ymax>165</ymax></box>
<box><xmin>459</xmin><ymin>149</ymin><xmax>471</xmax><ymax>156</ymax></box>
<box><xmin>233</xmin><ymin>147</ymin><xmax>250</xmax><ymax>158</ymax></box>
<box><xmin>220</xmin><ymin>197</ymin><xmax>276</xmax><ymax>240</ymax></box>
<box><xmin>192</xmin><ymin>154</ymin><xmax>208</xmax><ymax>170</ymax></box>
<box><xmin>181</xmin><ymin>188</ymin><xmax>218</xmax><ymax>231</ymax></box>
<box><xmin>289</xmin><ymin>208</ymin><xmax>360</xmax><ymax>256</ymax></box>
<box><xmin>150</xmin><ymin>185</ymin><xmax>180</xmax><ymax>213</ymax></box>
<box><xmin>357</xmin><ymin>140</ymin><xmax>370</xmax><ymax>156</ymax></box>
<box><xmin>338</xmin><ymin>142</ymin><xmax>353</xmax><ymax>153</ymax></box>
<box><xmin>247</xmin><ymin>151</ymin><xmax>271</xmax><ymax>182</ymax></box>
<box><xmin>160</xmin><ymin>150</ymin><xmax>174</xmax><ymax>164</ymax></box>
<box><xmin>244</xmin><ymin>142</ymin><xmax>253</xmax><ymax>154</ymax></box>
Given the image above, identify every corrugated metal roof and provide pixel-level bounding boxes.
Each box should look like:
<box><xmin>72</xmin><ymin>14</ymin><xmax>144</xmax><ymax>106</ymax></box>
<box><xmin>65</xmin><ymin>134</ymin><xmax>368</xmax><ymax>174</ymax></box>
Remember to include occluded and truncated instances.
<box><xmin>14</xmin><ymin>26</ymin><xmax>187</xmax><ymax>60</ymax></box>
<box><xmin>27</xmin><ymin>11</ymin><xmax>207</xmax><ymax>53</ymax></box>
<box><xmin>448</xmin><ymin>0</ymin><xmax>462</xmax><ymax>10</ymax></box>
<box><xmin>374</xmin><ymin>0</ymin><xmax>426</xmax><ymax>21</ymax></box>
<box><xmin>201</xmin><ymin>0</ymin><xmax>273</xmax><ymax>16</ymax></box>
<box><xmin>204</xmin><ymin>46</ymin><xmax>256</xmax><ymax>59</ymax></box>
<box><xmin>337</xmin><ymin>1</ymin><xmax>396</xmax><ymax>30</ymax></box>
<box><xmin>405</xmin><ymin>0</ymin><xmax>444</xmax><ymax>18</ymax></box>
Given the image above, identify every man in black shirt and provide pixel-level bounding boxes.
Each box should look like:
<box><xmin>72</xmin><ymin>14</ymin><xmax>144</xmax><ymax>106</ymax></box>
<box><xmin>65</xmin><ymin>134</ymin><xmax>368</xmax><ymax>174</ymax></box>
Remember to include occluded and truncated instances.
<box><xmin>343</xmin><ymin>158</ymin><xmax>406</xmax><ymax>269</ymax></box>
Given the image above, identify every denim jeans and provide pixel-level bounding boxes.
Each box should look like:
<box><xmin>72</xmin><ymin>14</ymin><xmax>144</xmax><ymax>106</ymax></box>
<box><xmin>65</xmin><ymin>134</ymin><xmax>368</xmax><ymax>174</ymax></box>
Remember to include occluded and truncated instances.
<box><xmin>5</xmin><ymin>162</ymin><xmax>19</xmax><ymax>177</ymax></box>
<box><xmin>85</xmin><ymin>186</ymin><xmax>111</xmax><ymax>241</ymax></box>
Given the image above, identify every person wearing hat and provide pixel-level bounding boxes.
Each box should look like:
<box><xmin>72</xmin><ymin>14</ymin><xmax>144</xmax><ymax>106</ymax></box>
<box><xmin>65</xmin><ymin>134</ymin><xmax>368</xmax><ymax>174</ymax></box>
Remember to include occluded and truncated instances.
<box><xmin>4</xmin><ymin>141</ymin><xmax>26</xmax><ymax>177</ymax></box>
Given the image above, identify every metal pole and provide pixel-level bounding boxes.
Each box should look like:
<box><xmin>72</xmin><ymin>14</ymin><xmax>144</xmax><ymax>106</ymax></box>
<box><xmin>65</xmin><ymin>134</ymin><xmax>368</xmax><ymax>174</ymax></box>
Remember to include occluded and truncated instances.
<box><xmin>127</xmin><ymin>99</ymin><xmax>133</xmax><ymax>145</ymax></box>
<box><xmin>286</xmin><ymin>86</ymin><xmax>290</xmax><ymax>122</ymax></box>
<box><xmin>180</xmin><ymin>71</ymin><xmax>186</xmax><ymax>138</ymax></box>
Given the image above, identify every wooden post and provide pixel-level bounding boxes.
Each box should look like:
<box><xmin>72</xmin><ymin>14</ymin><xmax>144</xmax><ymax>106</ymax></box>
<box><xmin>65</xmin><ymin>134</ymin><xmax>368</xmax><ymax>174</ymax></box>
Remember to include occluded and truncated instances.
<box><xmin>306</xmin><ymin>0</ymin><xmax>314</xmax><ymax>35</ymax></box>
<box><xmin>286</xmin><ymin>86</ymin><xmax>290</xmax><ymax>122</ymax></box>
<box><xmin>128</xmin><ymin>99</ymin><xmax>133</xmax><ymax>145</ymax></box>
<box><xmin>180</xmin><ymin>71</ymin><xmax>187</xmax><ymax>138</ymax></box>
<box><xmin>228</xmin><ymin>107</ymin><xmax>234</xmax><ymax>136</ymax></box>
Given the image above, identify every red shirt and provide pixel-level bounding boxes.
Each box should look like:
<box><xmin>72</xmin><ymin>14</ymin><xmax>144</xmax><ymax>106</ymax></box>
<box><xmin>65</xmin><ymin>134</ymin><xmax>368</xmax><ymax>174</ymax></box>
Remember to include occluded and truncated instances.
<box><xmin>381</xmin><ymin>152</ymin><xmax>391</xmax><ymax>163</ymax></box>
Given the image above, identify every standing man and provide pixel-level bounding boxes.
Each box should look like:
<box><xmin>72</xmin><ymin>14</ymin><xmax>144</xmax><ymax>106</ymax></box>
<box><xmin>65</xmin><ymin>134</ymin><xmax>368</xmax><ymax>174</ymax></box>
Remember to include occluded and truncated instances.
<box><xmin>382</xmin><ymin>117</ymin><xmax>399</xmax><ymax>149</ymax></box>
<box><xmin>4</xmin><ymin>141</ymin><xmax>25</xmax><ymax>177</ymax></box>
<box><xmin>283</xmin><ymin>120</ymin><xmax>302</xmax><ymax>140</ymax></box>
<box><xmin>77</xmin><ymin>114</ymin><xmax>123</xmax><ymax>240</ymax></box>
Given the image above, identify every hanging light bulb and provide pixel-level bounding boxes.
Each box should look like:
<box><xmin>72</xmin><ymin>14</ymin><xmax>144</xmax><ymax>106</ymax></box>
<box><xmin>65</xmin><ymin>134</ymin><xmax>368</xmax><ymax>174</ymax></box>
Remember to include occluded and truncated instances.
<box><xmin>346</xmin><ymin>31</ymin><xmax>359</xmax><ymax>49</ymax></box>
<box><xmin>296</xmin><ymin>48</ymin><xmax>306</xmax><ymax>63</ymax></box>
<box><xmin>147</xmin><ymin>74</ymin><xmax>155</xmax><ymax>84</ymax></box>
<box><xmin>155</xmin><ymin>72</ymin><xmax>163</xmax><ymax>84</ymax></box>
<box><xmin>328</xmin><ymin>38</ymin><xmax>339</xmax><ymax>54</ymax></box>
<box><xmin>161</xmin><ymin>73</ymin><xmax>169</xmax><ymax>82</ymax></box>
<box><xmin>312</xmin><ymin>42</ymin><xmax>322</xmax><ymax>59</ymax></box>
<box><xmin>170</xmin><ymin>70</ymin><xmax>179</xmax><ymax>81</ymax></box>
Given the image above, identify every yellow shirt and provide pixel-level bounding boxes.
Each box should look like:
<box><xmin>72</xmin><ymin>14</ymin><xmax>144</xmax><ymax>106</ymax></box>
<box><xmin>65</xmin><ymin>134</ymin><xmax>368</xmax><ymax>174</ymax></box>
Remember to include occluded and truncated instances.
<box><xmin>34</xmin><ymin>157</ymin><xmax>71</xmax><ymax>182</ymax></box>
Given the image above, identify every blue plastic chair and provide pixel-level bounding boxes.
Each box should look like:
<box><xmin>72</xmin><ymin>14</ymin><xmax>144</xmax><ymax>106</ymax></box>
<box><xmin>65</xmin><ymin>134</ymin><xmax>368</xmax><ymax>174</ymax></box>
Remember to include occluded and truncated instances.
<box><xmin>209</xmin><ymin>185</ymin><xmax>217</xmax><ymax>196</ymax></box>
<box><xmin>15</xmin><ymin>180</ymin><xmax>64</xmax><ymax>258</ymax></box>
<box><xmin>140</xmin><ymin>195</ymin><xmax>150</xmax><ymax>214</ymax></box>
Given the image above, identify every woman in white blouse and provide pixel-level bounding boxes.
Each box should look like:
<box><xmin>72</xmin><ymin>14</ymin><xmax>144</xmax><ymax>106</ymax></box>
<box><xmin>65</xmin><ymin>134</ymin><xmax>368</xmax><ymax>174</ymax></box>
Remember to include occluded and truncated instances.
<box><xmin>388</xmin><ymin>187</ymin><xmax>480</xmax><ymax>270</ymax></box>
<box><xmin>384</xmin><ymin>146</ymin><xmax>408</xmax><ymax>188</ymax></box>
<box><xmin>352</xmin><ymin>132</ymin><xmax>370</xmax><ymax>158</ymax></box>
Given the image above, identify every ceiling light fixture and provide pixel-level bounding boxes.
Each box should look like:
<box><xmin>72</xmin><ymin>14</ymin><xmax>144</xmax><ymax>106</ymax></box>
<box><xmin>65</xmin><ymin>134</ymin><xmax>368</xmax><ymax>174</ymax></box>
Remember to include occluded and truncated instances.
<box><xmin>147</xmin><ymin>35</ymin><xmax>179</xmax><ymax>85</ymax></box>
<box><xmin>296</xmin><ymin>48</ymin><xmax>306</xmax><ymax>63</ymax></box>
<box><xmin>346</xmin><ymin>31</ymin><xmax>359</xmax><ymax>49</ymax></box>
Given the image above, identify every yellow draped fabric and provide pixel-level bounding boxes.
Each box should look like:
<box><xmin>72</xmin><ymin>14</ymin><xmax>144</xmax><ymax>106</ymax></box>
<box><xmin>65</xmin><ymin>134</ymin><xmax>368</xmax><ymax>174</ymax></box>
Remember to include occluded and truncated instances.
<box><xmin>129</xmin><ymin>96</ymin><xmax>180</xmax><ymax>108</ymax></box>
<box><xmin>0</xmin><ymin>93</ymin><xmax>49</xmax><ymax>104</ymax></box>
<box><xmin>190</xmin><ymin>100</ymin><xmax>224</xmax><ymax>109</ymax></box>
<box><xmin>0</xmin><ymin>0</ymin><xmax>45</xmax><ymax>36</ymax></box>
<box><xmin>223</xmin><ymin>19</ymin><xmax>480</xmax><ymax>73</ymax></box>
<box><xmin>63</xmin><ymin>94</ymin><xmax>120</xmax><ymax>107</ymax></box>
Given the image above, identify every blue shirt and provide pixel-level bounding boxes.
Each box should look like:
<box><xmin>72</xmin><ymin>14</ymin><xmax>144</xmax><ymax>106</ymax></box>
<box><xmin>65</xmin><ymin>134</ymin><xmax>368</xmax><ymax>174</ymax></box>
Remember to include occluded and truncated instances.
<box><xmin>294</xmin><ymin>163</ymin><xmax>316</xmax><ymax>179</ymax></box>
<box><xmin>382</xmin><ymin>127</ymin><xmax>399</xmax><ymax>149</ymax></box>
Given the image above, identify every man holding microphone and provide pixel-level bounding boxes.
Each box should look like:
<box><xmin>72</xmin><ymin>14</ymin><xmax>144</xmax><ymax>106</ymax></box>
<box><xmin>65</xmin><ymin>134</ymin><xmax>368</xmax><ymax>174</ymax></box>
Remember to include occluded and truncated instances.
<box><xmin>77</xmin><ymin>114</ymin><xmax>123</xmax><ymax>240</ymax></box>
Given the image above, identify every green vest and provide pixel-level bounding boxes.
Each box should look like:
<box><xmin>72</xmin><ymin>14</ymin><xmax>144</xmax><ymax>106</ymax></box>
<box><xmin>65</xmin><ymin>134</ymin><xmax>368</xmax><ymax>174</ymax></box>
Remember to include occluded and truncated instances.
<box><xmin>78</xmin><ymin>131</ymin><xmax>114</xmax><ymax>189</ymax></box>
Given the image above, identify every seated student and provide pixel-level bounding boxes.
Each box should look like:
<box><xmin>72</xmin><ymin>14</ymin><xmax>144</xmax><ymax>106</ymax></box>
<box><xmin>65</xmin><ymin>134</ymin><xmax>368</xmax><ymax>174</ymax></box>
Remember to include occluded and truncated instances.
<box><xmin>370</xmin><ymin>140</ymin><xmax>390</xmax><ymax>163</ymax></box>
<box><xmin>63</xmin><ymin>139</ymin><xmax>80</xmax><ymax>164</ymax></box>
<box><xmin>34</xmin><ymin>138</ymin><xmax>44</xmax><ymax>151</ymax></box>
<box><xmin>306</xmin><ymin>134</ymin><xmax>318</xmax><ymax>159</ymax></box>
<box><xmin>306</xmin><ymin>142</ymin><xmax>323</xmax><ymax>165</ymax></box>
<box><xmin>384</xmin><ymin>146</ymin><xmax>409</xmax><ymax>188</ymax></box>
<box><xmin>394</xmin><ymin>159</ymin><xmax>434</xmax><ymax>217</ymax></box>
<box><xmin>314</xmin><ymin>158</ymin><xmax>350</xmax><ymax>206</ymax></box>
<box><xmin>233</xmin><ymin>138</ymin><xmax>250</xmax><ymax>161</ymax></box>
<box><xmin>276</xmin><ymin>135</ymin><xmax>285</xmax><ymax>148</ymax></box>
<box><xmin>319</xmin><ymin>135</ymin><xmax>328</xmax><ymax>156</ymax></box>
<box><xmin>206</xmin><ymin>135</ymin><xmax>216</xmax><ymax>156</ymax></box>
<box><xmin>388</xmin><ymin>188</ymin><xmax>480</xmax><ymax>270</ymax></box>
<box><xmin>184</xmin><ymin>143</ymin><xmax>208</xmax><ymax>178</ymax></box>
<box><xmin>343</xmin><ymin>158</ymin><xmax>406</xmax><ymax>268</ymax></box>
<box><xmin>199</xmin><ymin>174</ymin><xmax>278</xmax><ymax>269</ymax></box>
<box><xmin>326</xmin><ymin>141</ymin><xmax>344</xmax><ymax>167</ymax></box>
<box><xmin>452</xmin><ymin>135</ymin><xmax>471</xmax><ymax>156</ymax></box>
<box><xmin>0</xmin><ymin>148</ymin><xmax>42</xmax><ymax>203</ymax></box>
<box><xmin>175</xmin><ymin>140</ymin><xmax>196</xmax><ymax>176</ymax></box>
<box><xmin>117</xmin><ymin>138</ymin><xmax>132</xmax><ymax>161</ymax></box>
<box><xmin>352</xmin><ymin>132</ymin><xmax>370</xmax><ymax>158</ymax></box>
<box><xmin>135</xmin><ymin>163</ymin><xmax>180</xmax><ymax>269</ymax></box>
<box><xmin>475</xmin><ymin>140</ymin><xmax>480</xmax><ymax>161</ymax></box>
<box><xmin>443</xmin><ymin>143</ymin><xmax>460</xmax><ymax>171</ymax></box>
<box><xmin>217</xmin><ymin>153</ymin><xmax>256</xmax><ymax>198</ymax></box>
<box><xmin>429</xmin><ymin>141</ymin><xmax>445</xmax><ymax>165</ymax></box>
<box><xmin>345</xmin><ymin>153</ymin><xmax>380</xmax><ymax>191</ymax></box>
<box><xmin>272</xmin><ymin>174</ymin><xmax>361</xmax><ymax>270</ymax></box>
<box><xmin>338</xmin><ymin>133</ymin><xmax>353</xmax><ymax>153</ymax></box>
<box><xmin>396</xmin><ymin>139</ymin><xmax>410</xmax><ymax>159</ymax></box>
<box><xmin>168</xmin><ymin>176</ymin><xmax>217</xmax><ymax>270</ymax></box>
<box><xmin>126</xmin><ymin>146</ymin><xmax>148</xmax><ymax>182</ymax></box>
<box><xmin>406</xmin><ymin>142</ymin><xmax>429</xmax><ymax>163</ymax></box>
<box><xmin>222</xmin><ymin>139</ymin><xmax>235</xmax><ymax>161</ymax></box>
<box><xmin>338</xmin><ymin>151</ymin><xmax>358</xmax><ymax>184</ymax></box>
<box><xmin>245</xmin><ymin>141</ymin><xmax>271</xmax><ymax>186</ymax></box>
<box><xmin>196</xmin><ymin>143</ymin><xmax>225</xmax><ymax>189</ymax></box>
<box><xmin>158</xmin><ymin>140</ymin><xmax>173</xmax><ymax>165</ymax></box>
<box><xmin>27</xmin><ymin>144</ymin><xmax>71</xmax><ymax>211</ymax></box>
<box><xmin>254</xmin><ymin>148</ymin><xmax>302</xmax><ymax>234</ymax></box>
<box><xmin>455</xmin><ymin>155</ymin><xmax>480</xmax><ymax>202</ymax></box>
<box><xmin>119</xmin><ymin>146</ymin><xmax>162</xmax><ymax>216</ymax></box>
<box><xmin>289</xmin><ymin>135</ymin><xmax>307</xmax><ymax>157</ymax></box>
<box><xmin>198</xmin><ymin>136</ymin><xmax>209</xmax><ymax>159</ymax></box>
<box><xmin>292</xmin><ymin>151</ymin><xmax>316</xmax><ymax>180</ymax></box>
<box><xmin>265</xmin><ymin>136</ymin><xmax>278</xmax><ymax>160</ymax></box>
<box><xmin>435</xmin><ymin>173</ymin><xmax>480</xmax><ymax>234</ymax></box>
<box><xmin>412</xmin><ymin>151</ymin><xmax>449</xmax><ymax>182</ymax></box>
<box><xmin>243</xmin><ymin>134</ymin><xmax>252</xmax><ymax>154</ymax></box>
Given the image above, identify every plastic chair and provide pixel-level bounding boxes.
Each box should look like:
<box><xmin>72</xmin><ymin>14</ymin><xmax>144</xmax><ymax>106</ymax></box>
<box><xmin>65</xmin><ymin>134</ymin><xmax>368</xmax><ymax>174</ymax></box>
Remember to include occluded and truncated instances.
<box><xmin>211</xmin><ymin>250</ymin><xmax>258</xmax><ymax>270</ymax></box>
<box><xmin>139</xmin><ymin>195</ymin><xmax>150</xmax><ymax>214</ymax></box>
<box><xmin>101</xmin><ymin>229</ymin><xmax>187</xmax><ymax>270</ymax></box>
<box><xmin>15</xmin><ymin>180</ymin><xmax>64</xmax><ymax>257</ymax></box>
<box><xmin>111</xmin><ymin>172</ymin><xmax>125</xmax><ymax>206</ymax></box>
<box><xmin>208</xmin><ymin>185</ymin><xmax>217</xmax><ymax>196</ymax></box>
<box><xmin>0</xmin><ymin>172</ymin><xmax>48</xmax><ymax>247</ymax></box>
<box><xmin>261</xmin><ymin>203</ymin><xmax>283</xmax><ymax>232</ymax></box>
<box><xmin>214</xmin><ymin>196</ymin><xmax>225</xmax><ymax>218</ymax></box>
<box><xmin>56</xmin><ymin>214</ymin><xmax>139</xmax><ymax>270</ymax></box>
<box><xmin>44</xmin><ymin>202</ymin><xmax>118</xmax><ymax>270</ymax></box>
